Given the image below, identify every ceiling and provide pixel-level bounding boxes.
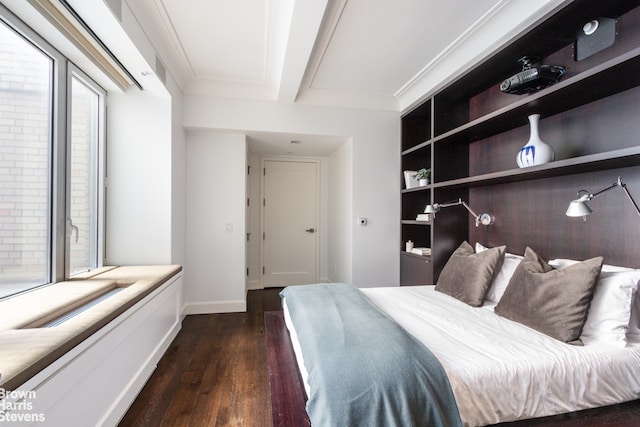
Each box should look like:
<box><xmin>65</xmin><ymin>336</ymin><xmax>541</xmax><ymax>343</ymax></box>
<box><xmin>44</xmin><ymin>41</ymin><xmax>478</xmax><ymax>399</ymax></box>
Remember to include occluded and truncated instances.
<box><xmin>121</xmin><ymin>0</ymin><xmax>565</xmax><ymax>156</ymax></box>
<box><xmin>247</xmin><ymin>132</ymin><xmax>349</xmax><ymax>156</ymax></box>
<box><xmin>127</xmin><ymin>0</ymin><xmax>506</xmax><ymax>109</ymax></box>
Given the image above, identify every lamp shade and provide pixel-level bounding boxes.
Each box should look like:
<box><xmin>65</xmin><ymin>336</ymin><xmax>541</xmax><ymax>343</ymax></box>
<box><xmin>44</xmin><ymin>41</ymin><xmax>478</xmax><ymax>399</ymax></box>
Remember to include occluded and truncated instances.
<box><xmin>565</xmin><ymin>177</ymin><xmax>640</xmax><ymax>220</ymax></box>
<box><xmin>424</xmin><ymin>204</ymin><xmax>438</xmax><ymax>214</ymax></box>
<box><xmin>565</xmin><ymin>199</ymin><xmax>593</xmax><ymax>217</ymax></box>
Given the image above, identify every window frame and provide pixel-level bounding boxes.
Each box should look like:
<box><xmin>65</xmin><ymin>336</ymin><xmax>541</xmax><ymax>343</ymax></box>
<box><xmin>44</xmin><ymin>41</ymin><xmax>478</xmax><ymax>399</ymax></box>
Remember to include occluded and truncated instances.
<box><xmin>65</xmin><ymin>66</ymin><xmax>106</xmax><ymax>278</ymax></box>
<box><xmin>0</xmin><ymin>5</ymin><xmax>105</xmax><ymax>298</ymax></box>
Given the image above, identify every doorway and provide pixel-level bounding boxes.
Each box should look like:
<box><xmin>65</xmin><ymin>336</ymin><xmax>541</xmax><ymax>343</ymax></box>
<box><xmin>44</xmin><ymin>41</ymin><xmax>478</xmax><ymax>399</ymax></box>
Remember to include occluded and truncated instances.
<box><xmin>261</xmin><ymin>159</ymin><xmax>319</xmax><ymax>287</ymax></box>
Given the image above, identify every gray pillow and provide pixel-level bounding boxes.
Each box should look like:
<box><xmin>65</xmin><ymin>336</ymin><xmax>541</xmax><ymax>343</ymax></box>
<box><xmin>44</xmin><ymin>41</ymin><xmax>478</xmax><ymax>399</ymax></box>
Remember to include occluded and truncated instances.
<box><xmin>495</xmin><ymin>247</ymin><xmax>603</xmax><ymax>343</ymax></box>
<box><xmin>435</xmin><ymin>241</ymin><xmax>506</xmax><ymax>307</ymax></box>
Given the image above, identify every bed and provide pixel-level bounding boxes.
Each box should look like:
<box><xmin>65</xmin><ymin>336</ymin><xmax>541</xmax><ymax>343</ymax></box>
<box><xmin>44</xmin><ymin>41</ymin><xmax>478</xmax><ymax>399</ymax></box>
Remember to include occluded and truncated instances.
<box><xmin>276</xmin><ymin>242</ymin><xmax>640</xmax><ymax>427</ymax></box>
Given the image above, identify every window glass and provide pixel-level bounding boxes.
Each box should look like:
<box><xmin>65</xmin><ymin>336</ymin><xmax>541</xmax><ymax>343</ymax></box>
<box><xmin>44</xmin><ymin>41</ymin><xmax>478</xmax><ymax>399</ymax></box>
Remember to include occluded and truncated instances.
<box><xmin>69</xmin><ymin>75</ymin><xmax>101</xmax><ymax>275</ymax></box>
<box><xmin>0</xmin><ymin>10</ymin><xmax>105</xmax><ymax>299</ymax></box>
<box><xmin>0</xmin><ymin>20</ymin><xmax>53</xmax><ymax>298</ymax></box>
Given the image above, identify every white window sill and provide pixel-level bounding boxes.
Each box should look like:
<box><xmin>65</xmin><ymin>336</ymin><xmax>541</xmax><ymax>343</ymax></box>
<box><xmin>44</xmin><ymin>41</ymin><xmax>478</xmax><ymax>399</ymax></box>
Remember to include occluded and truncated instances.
<box><xmin>0</xmin><ymin>265</ymin><xmax>182</xmax><ymax>391</ymax></box>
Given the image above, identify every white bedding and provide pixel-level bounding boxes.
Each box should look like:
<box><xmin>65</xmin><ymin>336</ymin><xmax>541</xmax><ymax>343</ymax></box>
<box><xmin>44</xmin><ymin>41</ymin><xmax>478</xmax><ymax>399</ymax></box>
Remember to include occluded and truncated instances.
<box><xmin>283</xmin><ymin>285</ymin><xmax>640</xmax><ymax>427</ymax></box>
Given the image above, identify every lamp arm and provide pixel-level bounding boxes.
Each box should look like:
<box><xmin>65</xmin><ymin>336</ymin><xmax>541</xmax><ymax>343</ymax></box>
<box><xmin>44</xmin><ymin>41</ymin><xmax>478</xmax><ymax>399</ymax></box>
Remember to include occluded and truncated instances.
<box><xmin>588</xmin><ymin>181</ymin><xmax>619</xmax><ymax>199</ymax></box>
<box><xmin>437</xmin><ymin>198</ymin><xmax>464</xmax><ymax>209</ymax></box>
<box><xmin>586</xmin><ymin>177</ymin><xmax>640</xmax><ymax>217</ymax></box>
<box><xmin>620</xmin><ymin>182</ymin><xmax>640</xmax><ymax>217</ymax></box>
<box><xmin>426</xmin><ymin>198</ymin><xmax>494</xmax><ymax>226</ymax></box>
<box><xmin>460</xmin><ymin>200</ymin><xmax>480</xmax><ymax>220</ymax></box>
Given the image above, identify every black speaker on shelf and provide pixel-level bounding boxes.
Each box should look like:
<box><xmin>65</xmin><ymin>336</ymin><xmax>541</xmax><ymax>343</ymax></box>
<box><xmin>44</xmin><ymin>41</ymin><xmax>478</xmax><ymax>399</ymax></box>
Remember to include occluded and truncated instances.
<box><xmin>575</xmin><ymin>17</ymin><xmax>616</xmax><ymax>61</ymax></box>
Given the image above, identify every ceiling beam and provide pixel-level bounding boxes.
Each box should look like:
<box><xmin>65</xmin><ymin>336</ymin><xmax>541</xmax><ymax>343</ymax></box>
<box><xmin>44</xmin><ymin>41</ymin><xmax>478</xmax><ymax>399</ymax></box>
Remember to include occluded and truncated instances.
<box><xmin>277</xmin><ymin>0</ymin><xmax>329</xmax><ymax>103</ymax></box>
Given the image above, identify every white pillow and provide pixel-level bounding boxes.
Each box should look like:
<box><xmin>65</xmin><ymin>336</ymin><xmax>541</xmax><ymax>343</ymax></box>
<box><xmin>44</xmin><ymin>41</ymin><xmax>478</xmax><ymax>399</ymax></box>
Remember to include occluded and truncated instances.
<box><xmin>549</xmin><ymin>259</ymin><xmax>640</xmax><ymax>346</ymax></box>
<box><xmin>628</xmin><ymin>294</ymin><xmax>640</xmax><ymax>340</ymax></box>
<box><xmin>476</xmin><ymin>243</ymin><xmax>523</xmax><ymax>304</ymax></box>
<box><xmin>549</xmin><ymin>259</ymin><xmax>633</xmax><ymax>272</ymax></box>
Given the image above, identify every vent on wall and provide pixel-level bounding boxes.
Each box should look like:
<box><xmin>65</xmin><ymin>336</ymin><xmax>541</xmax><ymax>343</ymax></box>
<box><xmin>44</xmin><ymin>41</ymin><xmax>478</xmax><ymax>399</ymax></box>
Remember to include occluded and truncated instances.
<box><xmin>27</xmin><ymin>0</ymin><xmax>142</xmax><ymax>90</ymax></box>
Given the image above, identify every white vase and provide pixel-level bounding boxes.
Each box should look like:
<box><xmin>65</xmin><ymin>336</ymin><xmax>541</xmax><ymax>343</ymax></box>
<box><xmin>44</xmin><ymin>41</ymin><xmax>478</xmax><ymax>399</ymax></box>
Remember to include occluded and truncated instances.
<box><xmin>419</xmin><ymin>178</ymin><xmax>428</xmax><ymax>186</ymax></box>
<box><xmin>516</xmin><ymin>114</ymin><xmax>555</xmax><ymax>168</ymax></box>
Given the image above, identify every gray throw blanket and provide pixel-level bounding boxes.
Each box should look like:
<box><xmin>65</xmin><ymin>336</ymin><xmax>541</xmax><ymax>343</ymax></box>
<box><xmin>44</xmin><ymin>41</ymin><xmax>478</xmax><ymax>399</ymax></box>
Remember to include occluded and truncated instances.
<box><xmin>281</xmin><ymin>283</ymin><xmax>462</xmax><ymax>427</ymax></box>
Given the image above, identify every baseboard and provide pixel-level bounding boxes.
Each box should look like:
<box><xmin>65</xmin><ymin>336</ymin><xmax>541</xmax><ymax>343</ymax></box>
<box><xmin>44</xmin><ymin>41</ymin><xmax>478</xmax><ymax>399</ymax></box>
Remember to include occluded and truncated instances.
<box><xmin>247</xmin><ymin>280</ymin><xmax>262</xmax><ymax>290</ymax></box>
<box><xmin>184</xmin><ymin>299</ymin><xmax>247</xmax><ymax>314</ymax></box>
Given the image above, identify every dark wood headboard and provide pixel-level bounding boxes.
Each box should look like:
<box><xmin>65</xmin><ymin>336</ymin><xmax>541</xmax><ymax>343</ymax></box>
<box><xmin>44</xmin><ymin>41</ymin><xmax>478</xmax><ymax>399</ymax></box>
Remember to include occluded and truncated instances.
<box><xmin>470</xmin><ymin>166</ymin><xmax>640</xmax><ymax>269</ymax></box>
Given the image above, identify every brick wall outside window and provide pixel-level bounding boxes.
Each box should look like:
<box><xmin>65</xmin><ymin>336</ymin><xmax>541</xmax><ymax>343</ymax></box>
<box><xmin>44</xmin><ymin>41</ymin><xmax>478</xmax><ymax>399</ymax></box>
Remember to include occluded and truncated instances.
<box><xmin>0</xmin><ymin>29</ymin><xmax>51</xmax><ymax>289</ymax></box>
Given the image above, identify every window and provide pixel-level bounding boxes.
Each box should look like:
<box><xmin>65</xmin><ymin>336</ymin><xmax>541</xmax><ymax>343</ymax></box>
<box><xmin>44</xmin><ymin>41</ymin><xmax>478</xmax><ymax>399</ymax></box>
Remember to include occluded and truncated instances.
<box><xmin>0</xmin><ymin>10</ymin><xmax>105</xmax><ymax>299</ymax></box>
<box><xmin>69</xmin><ymin>73</ymin><xmax>104</xmax><ymax>276</ymax></box>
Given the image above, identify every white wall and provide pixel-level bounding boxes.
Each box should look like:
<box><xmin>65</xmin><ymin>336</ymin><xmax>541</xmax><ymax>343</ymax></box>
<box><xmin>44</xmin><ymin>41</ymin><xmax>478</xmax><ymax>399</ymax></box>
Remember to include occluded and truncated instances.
<box><xmin>183</xmin><ymin>97</ymin><xmax>401</xmax><ymax>288</ymax></box>
<box><xmin>106</xmin><ymin>89</ymin><xmax>173</xmax><ymax>265</ymax></box>
<box><xmin>319</xmin><ymin>157</ymin><xmax>330</xmax><ymax>282</ymax></box>
<box><xmin>350</xmin><ymin>124</ymin><xmax>401</xmax><ymax>286</ymax></box>
<box><xmin>328</xmin><ymin>139</ymin><xmax>353</xmax><ymax>283</ymax></box>
<box><xmin>168</xmin><ymin>75</ymin><xmax>187</xmax><ymax>267</ymax></box>
<box><xmin>185</xmin><ymin>132</ymin><xmax>247</xmax><ymax>313</ymax></box>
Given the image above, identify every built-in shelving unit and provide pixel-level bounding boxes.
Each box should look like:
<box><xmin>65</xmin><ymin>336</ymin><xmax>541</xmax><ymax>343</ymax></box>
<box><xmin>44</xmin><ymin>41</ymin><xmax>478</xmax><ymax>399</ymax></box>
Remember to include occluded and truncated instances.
<box><xmin>401</xmin><ymin>0</ymin><xmax>640</xmax><ymax>285</ymax></box>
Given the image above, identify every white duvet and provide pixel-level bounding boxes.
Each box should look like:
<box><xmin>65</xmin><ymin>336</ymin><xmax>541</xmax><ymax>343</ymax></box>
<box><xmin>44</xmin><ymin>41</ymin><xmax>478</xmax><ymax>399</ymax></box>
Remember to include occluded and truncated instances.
<box><xmin>283</xmin><ymin>285</ymin><xmax>640</xmax><ymax>427</ymax></box>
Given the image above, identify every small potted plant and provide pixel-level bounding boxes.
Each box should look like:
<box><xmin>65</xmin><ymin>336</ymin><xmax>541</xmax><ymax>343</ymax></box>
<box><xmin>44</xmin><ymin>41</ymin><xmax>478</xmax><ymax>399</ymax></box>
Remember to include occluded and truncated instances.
<box><xmin>413</xmin><ymin>168</ymin><xmax>431</xmax><ymax>186</ymax></box>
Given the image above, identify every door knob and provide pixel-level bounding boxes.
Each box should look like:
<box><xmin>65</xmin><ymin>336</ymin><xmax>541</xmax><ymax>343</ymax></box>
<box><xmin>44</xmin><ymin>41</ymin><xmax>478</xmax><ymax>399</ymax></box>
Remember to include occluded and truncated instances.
<box><xmin>305</xmin><ymin>228</ymin><xmax>315</xmax><ymax>233</ymax></box>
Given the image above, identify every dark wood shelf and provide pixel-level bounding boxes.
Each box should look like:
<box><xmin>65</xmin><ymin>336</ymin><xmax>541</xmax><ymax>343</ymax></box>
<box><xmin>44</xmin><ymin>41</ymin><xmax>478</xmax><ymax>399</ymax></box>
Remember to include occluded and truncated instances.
<box><xmin>402</xmin><ymin>251</ymin><xmax>432</xmax><ymax>261</ymax></box>
<box><xmin>402</xmin><ymin>139</ymin><xmax>431</xmax><ymax>156</ymax></box>
<box><xmin>401</xmin><ymin>185</ymin><xmax>431</xmax><ymax>194</ymax></box>
<box><xmin>433</xmin><ymin>47</ymin><xmax>640</xmax><ymax>147</ymax></box>
<box><xmin>432</xmin><ymin>146</ymin><xmax>640</xmax><ymax>189</ymax></box>
<box><xmin>401</xmin><ymin>220</ymin><xmax>432</xmax><ymax>226</ymax></box>
<box><xmin>434</xmin><ymin>0</ymin><xmax>640</xmax><ymax>119</ymax></box>
<box><xmin>402</xmin><ymin>99</ymin><xmax>431</xmax><ymax>151</ymax></box>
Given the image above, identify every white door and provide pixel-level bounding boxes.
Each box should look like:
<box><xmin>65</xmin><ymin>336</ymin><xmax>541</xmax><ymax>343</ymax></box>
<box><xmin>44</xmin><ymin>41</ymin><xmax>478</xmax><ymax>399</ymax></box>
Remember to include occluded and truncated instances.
<box><xmin>262</xmin><ymin>159</ymin><xmax>318</xmax><ymax>287</ymax></box>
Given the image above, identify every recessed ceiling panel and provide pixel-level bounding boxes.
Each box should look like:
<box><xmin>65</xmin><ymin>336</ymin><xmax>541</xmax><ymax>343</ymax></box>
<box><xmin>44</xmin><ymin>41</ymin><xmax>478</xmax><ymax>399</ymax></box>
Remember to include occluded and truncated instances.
<box><xmin>161</xmin><ymin>0</ymin><xmax>268</xmax><ymax>82</ymax></box>
<box><xmin>310</xmin><ymin>0</ymin><xmax>501</xmax><ymax>95</ymax></box>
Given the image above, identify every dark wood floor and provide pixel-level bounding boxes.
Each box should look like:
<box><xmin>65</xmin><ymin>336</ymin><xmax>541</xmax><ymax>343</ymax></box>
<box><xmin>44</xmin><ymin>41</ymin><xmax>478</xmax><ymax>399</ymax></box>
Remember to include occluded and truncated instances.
<box><xmin>120</xmin><ymin>287</ymin><xmax>640</xmax><ymax>426</ymax></box>
<box><xmin>118</xmin><ymin>287</ymin><xmax>283</xmax><ymax>427</ymax></box>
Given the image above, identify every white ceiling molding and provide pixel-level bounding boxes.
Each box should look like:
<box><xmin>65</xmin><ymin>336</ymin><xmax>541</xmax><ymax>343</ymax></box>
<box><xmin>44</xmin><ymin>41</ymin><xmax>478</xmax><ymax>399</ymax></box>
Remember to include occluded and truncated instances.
<box><xmin>297</xmin><ymin>0</ymin><xmax>348</xmax><ymax>99</ymax></box>
<box><xmin>150</xmin><ymin>0</ymin><xmax>194</xmax><ymax>78</ymax></box>
<box><xmin>293</xmin><ymin>0</ymin><xmax>512</xmax><ymax>111</ymax></box>
<box><xmin>295</xmin><ymin>86</ymin><xmax>399</xmax><ymax>112</ymax></box>
<box><xmin>121</xmin><ymin>0</ymin><xmax>191</xmax><ymax>88</ymax></box>
<box><xmin>143</xmin><ymin>0</ymin><xmax>308</xmax><ymax>100</ymax></box>
<box><xmin>287</xmin><ymin>0</ymin><xmax>399</xmax><ymax>111</ymax></box>
<box><xmin>184</xmin><ymin>77</ymin><xmax>278</xmax><ymax>102</ymax></box>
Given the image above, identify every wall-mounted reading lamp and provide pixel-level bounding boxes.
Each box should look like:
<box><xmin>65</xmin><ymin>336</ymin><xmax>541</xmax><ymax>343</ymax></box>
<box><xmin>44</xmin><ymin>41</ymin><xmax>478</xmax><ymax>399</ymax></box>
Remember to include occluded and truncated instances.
<box><xmin>566</xmin><ymin>176</ymin><xmax>640</xmax><ymax>221</ymax></box>
<box><xmin>424</xmin><ymin>198</ymin><xmax>494</xmax><ymax>227</ymax></box>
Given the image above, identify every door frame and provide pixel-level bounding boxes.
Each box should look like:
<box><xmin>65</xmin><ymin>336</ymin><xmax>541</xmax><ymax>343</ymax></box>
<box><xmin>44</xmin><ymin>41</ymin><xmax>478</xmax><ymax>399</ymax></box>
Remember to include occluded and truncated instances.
<box><xmin>260</xmin><ymin>156</ymin><xmax>321</xmax><ymax>288</ymax></box>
